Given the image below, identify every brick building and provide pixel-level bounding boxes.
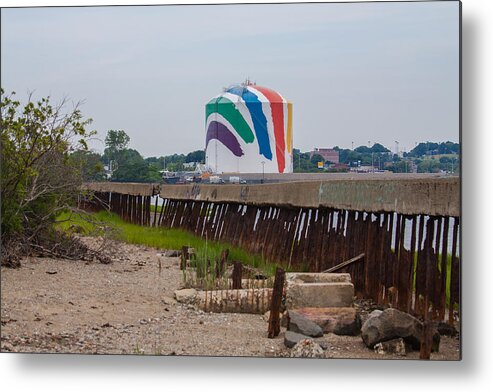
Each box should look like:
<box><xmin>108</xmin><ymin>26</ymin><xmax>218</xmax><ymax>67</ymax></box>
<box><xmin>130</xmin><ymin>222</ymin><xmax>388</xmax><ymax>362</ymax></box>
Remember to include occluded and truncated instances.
<box><xmin>310</xmin><ymin>148</ymin><xmax>339</xmax><ymax>164</ymax></box>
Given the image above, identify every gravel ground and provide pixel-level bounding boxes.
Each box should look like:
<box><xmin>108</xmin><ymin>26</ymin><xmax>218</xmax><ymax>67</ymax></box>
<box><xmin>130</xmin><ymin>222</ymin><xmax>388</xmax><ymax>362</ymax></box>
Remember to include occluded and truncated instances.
<box><xmin>1</xmin><ymin>238</ymin><xmax>460</xmax><ymax>360</ymax></box>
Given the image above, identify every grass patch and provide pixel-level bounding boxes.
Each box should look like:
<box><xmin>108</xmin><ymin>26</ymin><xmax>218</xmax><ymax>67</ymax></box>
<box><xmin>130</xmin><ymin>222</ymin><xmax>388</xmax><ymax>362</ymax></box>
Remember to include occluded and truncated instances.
<box><xmin>55</xmin><ymin>210</ymin><xmax>281</xmax><ymax>276</ymax></box>
<box><xmin>150</xmin><ymin>204</ymin><xmax>164</xmax><ymax>213</ymax></box>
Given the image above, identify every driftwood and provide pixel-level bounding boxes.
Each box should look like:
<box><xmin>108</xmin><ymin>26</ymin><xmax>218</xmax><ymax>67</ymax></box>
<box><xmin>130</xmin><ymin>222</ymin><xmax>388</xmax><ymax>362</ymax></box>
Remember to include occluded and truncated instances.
<box><xmin>321</xmin><ymin>253</ymin><xmax>365</xmax><ymax>273</ymax></box>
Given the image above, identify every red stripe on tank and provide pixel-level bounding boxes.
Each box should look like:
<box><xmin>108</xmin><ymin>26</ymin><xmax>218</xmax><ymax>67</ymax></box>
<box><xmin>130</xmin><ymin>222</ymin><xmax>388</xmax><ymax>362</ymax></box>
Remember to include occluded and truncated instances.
<box><xmin>251</xmin><ymin>86</ymin><xmax>285</xmax><ymax>173</ymax></box>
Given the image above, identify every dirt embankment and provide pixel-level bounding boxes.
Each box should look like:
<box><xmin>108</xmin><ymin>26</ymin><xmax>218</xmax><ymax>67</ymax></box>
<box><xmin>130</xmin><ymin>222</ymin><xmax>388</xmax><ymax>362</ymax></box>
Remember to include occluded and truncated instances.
<box><xmin>1</xmin><ymin>237</ymin><xmax>460</xmax><ymax>359</ymax></box>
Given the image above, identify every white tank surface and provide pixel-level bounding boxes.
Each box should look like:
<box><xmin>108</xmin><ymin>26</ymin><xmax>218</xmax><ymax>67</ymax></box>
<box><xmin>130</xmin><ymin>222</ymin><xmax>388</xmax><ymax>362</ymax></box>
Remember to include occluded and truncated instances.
<box><xmin>205</xmin><ymin>80</ymin><xmax>293</xmax><ymax>174</ymax></box>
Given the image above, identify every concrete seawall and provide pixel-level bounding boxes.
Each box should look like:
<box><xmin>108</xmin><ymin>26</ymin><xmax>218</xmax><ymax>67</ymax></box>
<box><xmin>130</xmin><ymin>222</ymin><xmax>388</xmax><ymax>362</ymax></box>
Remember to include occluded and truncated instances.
<box><xmin>82</xmin><ymin>182</ymin><xmax>158</xmax><ymax>196</ymax></box>
<box><xmin>159</xmin><ymin>177</ymin><xmax>459</xmax><ymax>217</ymax></box>
<box><xmin>80</xmin><ymin>175</ymin><xmax>460</xmax><ymax>324</ymax></box>
<box><xmin>82</xmin><ymin>176</ymin><xmax>459</xmax><ymax>217</ymax></box>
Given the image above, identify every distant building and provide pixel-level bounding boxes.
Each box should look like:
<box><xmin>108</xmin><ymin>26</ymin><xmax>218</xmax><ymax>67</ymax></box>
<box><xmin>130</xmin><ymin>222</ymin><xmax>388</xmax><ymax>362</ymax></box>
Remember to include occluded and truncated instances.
<box><xmin>310</xmin><ymin>148</ymin><xmax>339</xmax><ymax>164</ymax></box>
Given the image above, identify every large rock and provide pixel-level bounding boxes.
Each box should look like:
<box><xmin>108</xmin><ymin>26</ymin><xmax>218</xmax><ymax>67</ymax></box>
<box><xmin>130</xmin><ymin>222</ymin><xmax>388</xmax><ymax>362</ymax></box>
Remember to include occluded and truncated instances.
<box><xmin>290</xmin><ymin>339</ymin><xmax>325</xmax><ymax>359</ymax></box>
<box><xmin>361</xmin><ymin>308</ymin><xmax>440</xmax><ymax>351</ymax></box>
<box><xmin>163</xmin><ymin>250</ymin><xmax>181</xmax><ymax>257</ymax></box>
<box><xmin>287</xmin><ymin>310</ymin><xmax>323</xmax><ymax>337</ymax></box>
<box><xmin>292</xmin><ymin>307</ymin><xmax>360</xmax><ymax>336</ymax></box>
<box><xmin>174</xmin><ymin>288</ymin><xmax>198</xmax><ymax>304</ymax></box>
<box><xmin>284</xmin><ymin>331</ymin><xmax>312</xmax><ymax>349</ymax></box>
<box><xmin>435</xmin><ymin>322</ymin><xmax>458</xmax><ymax>337</ymax></box>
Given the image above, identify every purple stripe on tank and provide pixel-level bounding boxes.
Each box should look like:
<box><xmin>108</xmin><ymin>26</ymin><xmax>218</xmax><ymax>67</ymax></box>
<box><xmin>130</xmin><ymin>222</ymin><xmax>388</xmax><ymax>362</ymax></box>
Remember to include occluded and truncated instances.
<box><xmin>206</xmin><ymin>121</ymin><xmax>244</xmax><ymax>157</ymax></box>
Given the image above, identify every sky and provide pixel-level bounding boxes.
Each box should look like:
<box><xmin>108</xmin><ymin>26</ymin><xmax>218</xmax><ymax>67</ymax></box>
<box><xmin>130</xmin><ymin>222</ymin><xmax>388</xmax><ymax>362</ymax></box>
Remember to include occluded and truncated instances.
<box><xmin>1</xmin><ymin>0</ymin><xmax>460</xmax><ymax>157</ymax></box>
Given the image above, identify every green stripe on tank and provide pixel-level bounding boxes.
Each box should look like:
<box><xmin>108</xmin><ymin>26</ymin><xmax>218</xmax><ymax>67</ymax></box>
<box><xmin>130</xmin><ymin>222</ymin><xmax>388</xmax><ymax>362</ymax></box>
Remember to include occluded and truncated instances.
<box><xmin>205</xmin><ymin>97</ymin><xmax>254</xmax><ymax>144</ymax></box>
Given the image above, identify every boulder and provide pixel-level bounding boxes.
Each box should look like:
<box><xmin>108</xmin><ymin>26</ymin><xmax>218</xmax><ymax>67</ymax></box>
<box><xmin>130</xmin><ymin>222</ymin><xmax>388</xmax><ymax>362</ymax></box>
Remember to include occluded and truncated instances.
<box><xmin>435</xmin><ymin>322</ymin><xmax>458</xmax><ymax>337</ymax></box>
<box><xmin>292</xmin><ymin>307</ymin><xmax>360</xmax><ymax>335</ymax></box>
<box><xmin>369</xmin><ymin>309</ymin><xmax>383</xmax><ymax>318</ymax></box>
<box><xmin>361</xmin><ymin>308</ymin><xmax>440</xmax><ymax>351</ymax></box>
<box><xmin>163</xmin><ymin>250</ymin><xmax>181</xmax><ymax>257</ymax></box>
<box><xmin>287</xmin><ymin>310</ymin><xmax>323</xmax><ymax>337</ymax></box>
<box><xmin>290</xmin><ymin>339</ymin><xmax>325</xmax><ymax>359</ymax></box>
<box><xmin>284</xmin><ymin>331</ymin><xmax>312</xmax><ymax>349</ymax></box>
<box><xmin>174</xmin><ymin>288</ymin><xmax>198</xmax><ymax>304</ymax></box>
<box><xmin>374</xmin><ymin>338</ymin><xmax>407</xmax><ymax>356</ymax></box>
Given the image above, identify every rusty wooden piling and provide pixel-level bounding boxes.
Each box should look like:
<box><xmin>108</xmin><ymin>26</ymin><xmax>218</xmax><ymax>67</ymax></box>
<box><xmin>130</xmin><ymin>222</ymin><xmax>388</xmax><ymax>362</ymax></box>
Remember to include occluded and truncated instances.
<box><xmin>268</xmin><ymin>267</ymin><xmax>285</xmax><ymax>338</ymax></box>
<box><xmin>232</xmin><ymin>262</ymin><xmax>243</xmax><ymax>290</ymax></box>
<box><xmin>80</xmin><ymin>179</ymin><xmax>460</xmax><ymax>326</ymax></box>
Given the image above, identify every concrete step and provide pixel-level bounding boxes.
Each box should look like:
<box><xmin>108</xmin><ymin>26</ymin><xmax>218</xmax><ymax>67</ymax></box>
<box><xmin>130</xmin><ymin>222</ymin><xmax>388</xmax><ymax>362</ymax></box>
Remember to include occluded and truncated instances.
<box><xmin>285</xmin><ymin>282</ymin><xmax>354</xmax><ymax>308</ymax></box>
<box><xmin>285</xmin><ymin>272</ymin><xmax>351</xmax><ymax>284</ymax></box>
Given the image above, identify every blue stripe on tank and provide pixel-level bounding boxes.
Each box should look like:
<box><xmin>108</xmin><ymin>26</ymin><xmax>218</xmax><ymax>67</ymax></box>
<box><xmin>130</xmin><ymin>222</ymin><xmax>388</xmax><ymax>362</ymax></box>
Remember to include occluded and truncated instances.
<box><xmin>226</xmin><ymin>87</ymin><xmax>272</xmax><ymax>160</ymax></box>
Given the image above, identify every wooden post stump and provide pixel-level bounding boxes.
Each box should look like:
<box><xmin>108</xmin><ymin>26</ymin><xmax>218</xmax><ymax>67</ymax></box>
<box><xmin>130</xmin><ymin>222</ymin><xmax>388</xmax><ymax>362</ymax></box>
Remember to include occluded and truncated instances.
<box><xmin>420</xmin><ymin>320</ymin><xmax>433</xmax><ymax>360</ymax></box>
<box><xmin>232</xmin><ymin>262</ymin><xmax>243</xmax><ymax>289</ymax></box>
<box><xmin>180</xmin><ymin>246</ymin><xmax>189</xmax><ymax>271</ymax></box>
<box><xmin>268</xmin><ymin>267</ymin><xmax>285</xmax><ymax>338</ymax></box>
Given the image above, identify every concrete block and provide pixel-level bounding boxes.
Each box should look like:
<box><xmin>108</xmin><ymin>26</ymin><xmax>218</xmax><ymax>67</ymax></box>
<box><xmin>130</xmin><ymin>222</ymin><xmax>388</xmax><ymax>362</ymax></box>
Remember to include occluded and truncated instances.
<box><xmin>285</xmin><ymin>272</ymin><xmax>351</xmax><ymax>284</ymax></box>
<box><xmin>285</xmin><ymin>282</ymin><xmax>354</xmax><ymax>308</ymax></box>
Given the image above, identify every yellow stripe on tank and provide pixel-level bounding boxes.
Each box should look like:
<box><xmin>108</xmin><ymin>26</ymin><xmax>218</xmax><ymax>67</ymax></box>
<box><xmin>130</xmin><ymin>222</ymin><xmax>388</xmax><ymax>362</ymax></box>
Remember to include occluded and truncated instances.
<box><xmin>287</xmin><ymin>101</ymin><xmax>293</xmax><ymax>153</ymax></box>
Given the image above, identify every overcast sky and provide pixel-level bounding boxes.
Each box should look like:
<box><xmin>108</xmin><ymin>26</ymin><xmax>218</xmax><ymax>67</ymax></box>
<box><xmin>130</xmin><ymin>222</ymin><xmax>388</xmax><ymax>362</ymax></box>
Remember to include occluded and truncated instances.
<box><xmin>1</xmin><ymin>1</ymin><xmax>460</xmax><ymax>157</ymax></box>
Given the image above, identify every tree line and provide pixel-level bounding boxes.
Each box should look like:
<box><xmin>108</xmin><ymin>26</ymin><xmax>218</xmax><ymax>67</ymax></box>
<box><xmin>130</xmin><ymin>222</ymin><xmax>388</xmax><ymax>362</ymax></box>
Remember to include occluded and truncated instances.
<box><xmin>294</xmin><ymin>141</ymin><xmax>460</xmax><ymax>174</ymax></box>
<box><xmin>72</xmin><ymin>129</ymin><xmax>206</xmax><ymax>182</ymax></box>
<box><xmin>78</xmin><ymin>131</ymin><xmax>461</xmax><ymax>180</ymax></box>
